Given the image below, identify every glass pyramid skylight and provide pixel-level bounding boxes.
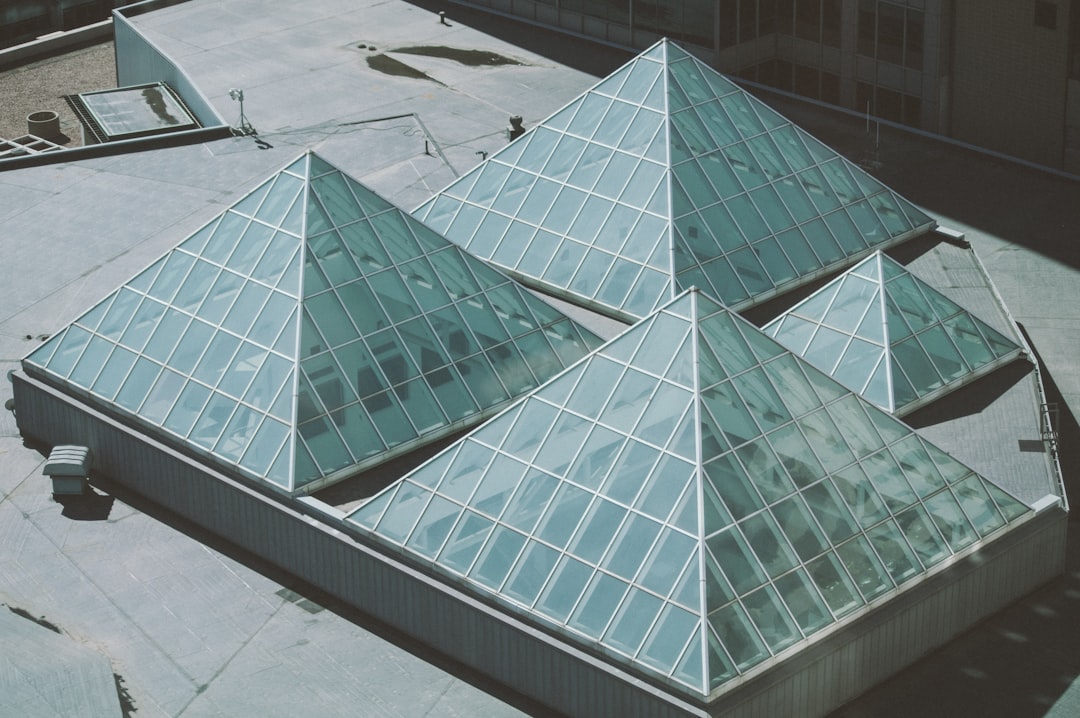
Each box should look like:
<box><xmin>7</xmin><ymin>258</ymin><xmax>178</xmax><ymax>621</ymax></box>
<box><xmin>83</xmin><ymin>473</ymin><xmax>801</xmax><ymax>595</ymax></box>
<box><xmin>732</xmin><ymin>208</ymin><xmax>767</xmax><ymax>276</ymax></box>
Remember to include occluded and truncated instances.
<box><xmin>23</xmin><ymin>152</ymin><xmax>602</xmax><ymax>494</ymax></box>
<box><xmin>413</xmin><ymin>40</ymin><xmax>934</xmax><ymax>321</ymax></box>
<box><xmin>763</xmin><ymin>252</ymin><xmax>1025</xmax><ymax>414</ymax></box>
<box><xmin>345</xmin><ymin>288</ymin><xmax>1030</xmax><ymax>698</ymax></box>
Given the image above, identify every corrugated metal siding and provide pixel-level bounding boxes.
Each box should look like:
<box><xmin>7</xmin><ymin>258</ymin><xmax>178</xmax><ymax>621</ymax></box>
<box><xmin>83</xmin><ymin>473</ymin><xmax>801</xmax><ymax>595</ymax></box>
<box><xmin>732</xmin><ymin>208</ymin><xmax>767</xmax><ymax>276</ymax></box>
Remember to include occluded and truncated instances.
<box><xmin>11</xmin><ymin>373</ymin><xmax>1066</xmax><ymax>718</ymax></box>
<box><xmin>712</xmin><ymin>510</ymin><xmax>1066</xmax><ymax>718</ymax></box>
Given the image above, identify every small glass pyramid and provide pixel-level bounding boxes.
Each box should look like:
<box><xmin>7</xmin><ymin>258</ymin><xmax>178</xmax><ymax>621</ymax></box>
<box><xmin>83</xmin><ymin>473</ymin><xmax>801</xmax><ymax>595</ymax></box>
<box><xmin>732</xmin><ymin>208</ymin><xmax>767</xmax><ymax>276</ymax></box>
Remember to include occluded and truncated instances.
<box><xmin>413</xmin><ymin>39</ymin><xmax>935</xmax><ymax>321</ymax></box>
<box><xmin>346</xmin><ymin>288</ymin><xmax>1030</xmax><ymax>698</ymax></box>
<box><xmin>763</xmin><ymin>252</ymin><xmax>1025</xmax><ymax>414</ymax></box>
<box><xmin>24</xmin><ymin>152</ymin><xmax>602</xmax><ymax>493</ymax></box>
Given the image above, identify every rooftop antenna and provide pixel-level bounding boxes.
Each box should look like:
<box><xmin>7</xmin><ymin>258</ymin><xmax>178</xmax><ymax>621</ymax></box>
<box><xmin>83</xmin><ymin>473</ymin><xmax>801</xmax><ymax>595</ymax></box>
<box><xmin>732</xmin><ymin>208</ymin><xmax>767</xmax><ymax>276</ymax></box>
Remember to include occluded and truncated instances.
<box><xmin>229</xmin><ymin>88</ymin><xmax>255</xmax><ymax>135</ymax></box>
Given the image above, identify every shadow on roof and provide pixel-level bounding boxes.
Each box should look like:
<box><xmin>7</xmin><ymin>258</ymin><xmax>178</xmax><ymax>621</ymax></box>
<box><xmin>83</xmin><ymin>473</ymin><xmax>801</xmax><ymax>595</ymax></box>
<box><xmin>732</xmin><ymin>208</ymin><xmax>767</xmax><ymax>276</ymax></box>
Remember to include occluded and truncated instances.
<box><xmin>903</xmin><ymin>357</ymin><xmax>1034</xmax><ymax>427</ymax></box>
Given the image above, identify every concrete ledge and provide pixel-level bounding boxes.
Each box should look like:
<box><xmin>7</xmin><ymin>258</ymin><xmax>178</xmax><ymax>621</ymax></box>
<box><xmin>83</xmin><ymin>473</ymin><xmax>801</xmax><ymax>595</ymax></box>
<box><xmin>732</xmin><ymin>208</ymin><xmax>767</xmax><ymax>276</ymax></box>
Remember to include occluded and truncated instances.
<box><xmin>0</xmin><ymin>20</ymin><xmax>113</xmax><ymax>71</ymax></box>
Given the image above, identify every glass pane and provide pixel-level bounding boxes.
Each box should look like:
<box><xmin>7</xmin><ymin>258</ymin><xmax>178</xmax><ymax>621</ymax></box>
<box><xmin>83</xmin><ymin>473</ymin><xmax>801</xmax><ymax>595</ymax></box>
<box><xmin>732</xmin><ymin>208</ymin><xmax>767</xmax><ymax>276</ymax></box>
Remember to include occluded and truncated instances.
<box><xmin>953</xmin><ymin>475</ymin><xmax>1006</xmax><ymax>536</ymax></box>
<box><xmin>740</xmin><ymin>512</ymin><xmax>798</xmax><ymax>578</ymax></box>
<box><xmin>500</xmin><ymin>469</ymin><xmax>559</xmax><ymax>534</ymax></box>
<box><xmin>638</xmin><ymin>604</ymin><xmax>698</xmax><ymax>675</ymax></box>
<box><xmin>775</xmin><ymin>569</ymin><xmax>832</xmax><ymax>635</ymax></box>
<box><xmin>773</xmin><ymin>496</ymin><xmax>829</xmax><ymax>562</ymax></box>
<box><xmin>708</xmin><ymin>602</ymin><xmax>768</xmax><ymax>670</ymax></box>
<box><xmin>535</xmin><ymin>483</ymin><xmax>592</xmax><ymax>549</ymax></box>
<box><xmin>704</xmin><ymin>454</ymin><xmax>763</xmax><ymax>520</ymax></box>
<box><xmin>535</xmin><ymin>556</ymin><xmax>593</xmax><ymax>623</ymax></box>
<box><xmin>706</xmin><ymin>528</ymin><xmax>767</xmax><ymax>596</ymax></box>
<box><xmin>807</xmin><ymin>552</ymin><xmax>862</xmax><ymax>617</ymax></box>
<box><xmin>604</xmin><ymin>588</ymin><xmax>664</xmax><ymax>656</ymax></box>
<box><xmin>836</xmin><ymin>536</ymin><xmax>892</xmax><ymax>600</ymax></box>
<box><xmin>832</xmin><ymin>463</ymin><xmax>889</xmax><ymax>528</ymax></box>
<box><xmin>565</xmin><ymin>424</ymin><xmax>625</xmax><ymax>491</ymax></box>
<box><xmin>569</xmin><ymin>498</ymin><xmax>628</xmax><ymax>565</ymax></box>
<box><xmin>862</xmin><ymin>450</ymin><xmax>918</xmax><ymax>512</ymax></box>
<box><xmin>742</xmin><ymin>585</ymin><xmax>800</xmax><ymax>652</ymax></box>
<box><xmin>602</xmin><ymin>513</ymin><xmax>662</xmax><ymax>581</ymax></box>
<box><xmin>503</xmin><ymin>540</ymin><xmax>560</xmax><ymax>606</ymax></box>
<box><xmin>569</xmin><ymin>572</ymin><xmax>629</xmax><ymax>639</ymax></box>
<box><xmin>924</xmin><ymin>490</ymin><xmax>978</xmax><ymax>551</ymax></box>
<box><xmin>766</xmin><ymin>422</ymin><xmax>825</xmax><ymax>488</ymax></box>
<box><xmin>439</xmin><ymin>511</ymin><xmax>495</xmax><ymax>575</ymax></box>
<box><xmin>470</xmin><ymin>454</ymin><xmax>529</xmax><ymax>518</ymax></box>
<box><xmin>867</xmin><ymin>520</ymin><xmax>920</xmax><ymax>583</ymax></box>
<box><xmin>803</xmin><ymin>480</ymin><xmax>859</xmax><ymax>543</ymax></box>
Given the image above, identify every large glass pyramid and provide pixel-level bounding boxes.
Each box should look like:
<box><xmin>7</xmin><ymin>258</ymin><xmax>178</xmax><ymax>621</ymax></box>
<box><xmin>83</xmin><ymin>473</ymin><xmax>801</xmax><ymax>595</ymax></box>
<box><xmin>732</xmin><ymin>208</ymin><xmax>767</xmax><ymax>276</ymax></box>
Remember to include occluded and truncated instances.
<box><xmin>345</xmin><ymin>288</ymin><xmax>1030</xmax><ymax>698</ymax></box>
<box><xmin>413</xmin><ymin>40</ymin><xmax>935</xmax><ymax>321</ymax></box>
<box><xmin>23</xmin><ymin>152</ymin><xmax>602</xmax><ymax>494</ymax></box>
<box><xmin>763</xmin><ymin>252</ymin><xmax>1025</xmax><ymax>414</ymax></box>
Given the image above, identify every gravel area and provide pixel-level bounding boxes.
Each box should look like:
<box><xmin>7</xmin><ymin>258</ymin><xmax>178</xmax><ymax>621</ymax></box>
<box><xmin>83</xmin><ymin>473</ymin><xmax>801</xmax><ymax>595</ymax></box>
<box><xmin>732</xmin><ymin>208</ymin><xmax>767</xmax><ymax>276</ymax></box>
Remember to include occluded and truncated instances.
<box><xmin>0</xmin><ymin>42</ymin><xmax>116</xmax><ymax>147</ymax></box>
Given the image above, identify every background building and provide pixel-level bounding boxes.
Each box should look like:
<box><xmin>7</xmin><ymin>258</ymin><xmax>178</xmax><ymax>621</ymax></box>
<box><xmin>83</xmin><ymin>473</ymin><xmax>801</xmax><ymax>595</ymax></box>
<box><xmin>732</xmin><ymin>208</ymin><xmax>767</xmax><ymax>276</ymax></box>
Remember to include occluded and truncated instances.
<box><xmin>0</xmin><ymin>0</ymin><xmax>122</xmax><ymax>49</ymax></box>
<box><xmin>451</xmin><ymin>0</ymin><xmax>1080</xmax><ymax>173</ymax></box>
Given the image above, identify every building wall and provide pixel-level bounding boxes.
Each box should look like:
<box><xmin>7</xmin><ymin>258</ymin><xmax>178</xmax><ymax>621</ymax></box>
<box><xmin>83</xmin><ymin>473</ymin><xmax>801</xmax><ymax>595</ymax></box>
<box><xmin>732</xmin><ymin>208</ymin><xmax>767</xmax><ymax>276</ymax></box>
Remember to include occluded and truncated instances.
<box><xmin>112</xmin><ymin>3</ymin><xmax>224</xmax><ymax>128</ymax></box>
<box><xmin>11</xmin><ymin>371</ymin><xmax>1069</xmax><ymax>718</ymax></box>
<box><xmin>0</xmin><ymin>0</ymin><xmax>120</xmax><ymax>50</ymax></box>
<box><xmin>950</xmin><ymin>0</ymin><xmax>1072</xmax><ymax>169</ymax></box>
<box><xmin>451</xmin><ymin>0</ymin><xmax>1078</xmax><ymax>170</ymax></box>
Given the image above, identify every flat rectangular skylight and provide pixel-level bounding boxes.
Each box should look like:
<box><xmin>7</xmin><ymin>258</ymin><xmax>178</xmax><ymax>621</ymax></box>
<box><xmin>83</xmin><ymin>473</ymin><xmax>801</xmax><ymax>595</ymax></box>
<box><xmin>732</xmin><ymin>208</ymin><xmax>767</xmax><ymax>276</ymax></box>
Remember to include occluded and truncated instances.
<box><xmin>79</xmin><ymin>83</ymin><xmax>199</xmax><ymax>141</ymax></box>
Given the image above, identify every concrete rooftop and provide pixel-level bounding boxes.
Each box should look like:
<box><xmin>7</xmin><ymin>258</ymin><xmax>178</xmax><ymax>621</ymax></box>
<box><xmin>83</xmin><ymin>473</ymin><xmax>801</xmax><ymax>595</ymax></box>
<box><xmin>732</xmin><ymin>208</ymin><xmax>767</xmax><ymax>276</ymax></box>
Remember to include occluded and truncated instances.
<box><xmin>0</xmin><ymin>0</ymin><xmax>1078</xmax><ymax>716</ymax></box>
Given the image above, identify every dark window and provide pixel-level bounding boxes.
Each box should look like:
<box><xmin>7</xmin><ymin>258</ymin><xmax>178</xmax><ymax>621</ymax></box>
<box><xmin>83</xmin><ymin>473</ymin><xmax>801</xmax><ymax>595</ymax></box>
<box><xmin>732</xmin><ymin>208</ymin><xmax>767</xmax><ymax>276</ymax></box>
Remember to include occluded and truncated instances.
<box><xmin>758</xmin><ymin>59</ymin><xmax>780</xmax><ymax>86</ymax></box>
<box><xmin>1035</xmin><ymin>1</ymin><xmax>1058</xmax><ymax>29</ymax></box>
<box><xmin>739</xmin><ymin>0</ymin><xmax>758</xmax><ymax>41</ymax></box>
<box><xmin>858</xmin><ymin>2</ymin><xmax>925</xmax><ymax>70</ymax></box>
<box><xmin>778</xmin><ymin>0</ymin><xmax>796</xmax><ymax>35</ymax></box>
<box><xmin>774</xmin><ymin>60</ymin><xmax>795</xmax><ymax>91</ymax></box>
<box><xmin>822</xmin><ymin>0</ymin><xmax>842</xmax><ymax>47</ymax></box>
<box><xmin>905</xmin><ymin>8</ymin><xmax>924</xmax><ymax>69</ymax></box>
<box><xmin>877</xmin><ymin>3</ymin><xmax>905</xmax><ymax>65</ymax></box>
<box><xmin>821</xmin><ymin>71</ymin><xmax>840</xmax><ymax>104</ymax></box>
<box><xmin>634</xmin><ymin>0</ymin><xmax>714</xmax><ymax>49</ymax></box>
<box><xmin>857</xmin><ymin>0</ymin><xmax>877</xmax><ymax>56</ymax></box>
<box><xmin>566</xmin><ymin>0</ymin><xmax>630</xmax><ymax>24</ymax></box>
<box><xmin>760</xmin><ymin>0</ymin><xmax>778</xmax><ymax>34</ymax></box>
<box><xmin>720</xmin><ymin>1</ymin><xmax>738</xmax><ymax>48</ymax></box>
<box><xmin>1071</xmin><ymin>0</ymin><xmax>1080</xmax><ymax>79</ymax></box>
<box><xmin>795</xmin><ymin>64</ymin><xmax>820</xmax><ymax>97</ymax></box>
<box><xmin>876</xmin><ymin>86</ymin><xmax>903</xmax><ymax>123</ymax></box>
<box><xmin>855</xmin><ymin>83</ymin><xmax>922</xmax><ymax>128</ymax></box>
<box><xmin>902</xmin><ymin>95</ymin><xmax>922</xmax><ymax>127</ymax></box>
<box><xmin>796</xmin><ymin>0</ymin><xmax>821</xmax><ymax>41</ymax></box>
<box><xmin>856</xmin><ymin>82</ymin><xmax>874</xmax><ymax>116</ymax></box>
